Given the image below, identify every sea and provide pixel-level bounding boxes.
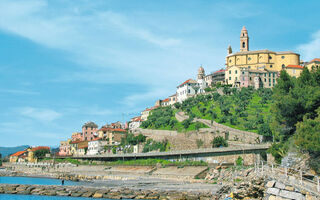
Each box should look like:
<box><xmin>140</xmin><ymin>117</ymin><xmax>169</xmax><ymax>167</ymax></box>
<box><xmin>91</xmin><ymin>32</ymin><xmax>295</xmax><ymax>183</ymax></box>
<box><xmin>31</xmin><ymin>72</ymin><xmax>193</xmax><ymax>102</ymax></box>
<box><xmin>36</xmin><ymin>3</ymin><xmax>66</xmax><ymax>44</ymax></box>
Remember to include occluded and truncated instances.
<box><xmin>0</xmin><ymin>176</ymin><xmax>129</xmax><ymax>200</ymax></box>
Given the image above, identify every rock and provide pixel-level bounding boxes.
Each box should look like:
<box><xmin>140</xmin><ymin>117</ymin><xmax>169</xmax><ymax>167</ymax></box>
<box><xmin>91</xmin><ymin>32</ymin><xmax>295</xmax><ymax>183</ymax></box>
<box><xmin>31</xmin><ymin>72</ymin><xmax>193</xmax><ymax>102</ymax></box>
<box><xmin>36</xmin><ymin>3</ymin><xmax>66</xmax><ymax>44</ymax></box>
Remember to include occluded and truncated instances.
<box><xmin>306</xmin><ymin>194</ymin><xmax>317</xmax><ymax>200</ymax></box>
<box><xmin>56</xmin><ymin>191</ymin><xmax>70</xmax><ymax>196</ymax></box>
<box><xmin>274</xmin><ymin>182</ymin><xmax>286</xmax><ymax>190</ymax></box>
<box><xmin>284</xmin><ymin>186</ymin><xmax>294</xmax><ymax>191</ymax></box>
<box><xmin>135</xmin><ymin>195</ymin><xmax>147</xmax><ymax>199</ymax></box>
<box><xmin>82</xmin><ymin>191</ymin><xmax>94</xmax><ymax>197</ymax></box>
<box><xmin>71</xmin><ymin>192</ymin><xmax>83</xmax><ymax>197</ymax></box>
<box><xmin>266</xmin><ymin>181</ymin><xmax>276</xmax><ymax>188</ymax></box>
<box><xmin>279</xmin><ymin>190</ymin><xmax>304</xmax><ymax>200</ymax></box>
<box><xmin>268</xmin><ymin>195</ymin><xmax>276</xmax><ymax>200</ymax></box>
<box><xmin>93</xmin><ymin>192</ymin><xmax>103</xmax><ymax>198</ymax></box>
<box><xmin>266</xmin><ymin>188</ymin><xmax>280</xmax><ymax>196</ymax></box>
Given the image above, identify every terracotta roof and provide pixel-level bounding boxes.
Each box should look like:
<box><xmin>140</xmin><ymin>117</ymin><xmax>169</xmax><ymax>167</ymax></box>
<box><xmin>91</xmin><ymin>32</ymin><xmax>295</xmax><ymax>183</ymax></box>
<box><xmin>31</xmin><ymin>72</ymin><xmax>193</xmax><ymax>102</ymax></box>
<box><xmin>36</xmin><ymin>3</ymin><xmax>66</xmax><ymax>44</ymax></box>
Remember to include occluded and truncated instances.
<box><xmin>286</xmin><ymin>65</ymin><xmax>304</xmax><ymax>69</ymax></box>
<box><xmin>78</xmin><ymin>145</ymin><xmax>88</xmax><ymax>149</ymax></box>
<box><xmin>309</xmin><ymin>58</ymin><xmax>320</xmax><ymax>63</ymax></box>
<box><xmin>213</xmin><ymin>69</ymin><xmax>225</xmax><ymax>74</ymax></box>
<box><xmin>177</xmin><ymin>79</ymin><xmax>197</xmax><ymax>88</ymax></box>
<box><xmin>98</xmin><ymin>127</ymin><xmax>126</xmax><ymax>132</ymax></box>
<box><xmin>132</xmin><ymin>116</ymin><xmax>142</xmax><ymax>122</ymax></box>
<box><xmin>70</xmin><ymin>140</ymin><xmax>83</xmax><ymax>144</ymax></box>
<box><xmin>91</xmin><ymin>137</ymin><xmax>102</xmax><ymax>141</ymax></box>
<box><xmin>29</xmin><ymin>146</ymin><xmax>50</xmax><ymax>152</ymax></box>
<box><xmin>162</xmin><ymin>98</ymin><xmax>169</xmax><ymax>102</ymax></box>
<box><xmin>11</xmin><ymin>150</ymin><xmax>27</xmax><ymax>157</ymax></box>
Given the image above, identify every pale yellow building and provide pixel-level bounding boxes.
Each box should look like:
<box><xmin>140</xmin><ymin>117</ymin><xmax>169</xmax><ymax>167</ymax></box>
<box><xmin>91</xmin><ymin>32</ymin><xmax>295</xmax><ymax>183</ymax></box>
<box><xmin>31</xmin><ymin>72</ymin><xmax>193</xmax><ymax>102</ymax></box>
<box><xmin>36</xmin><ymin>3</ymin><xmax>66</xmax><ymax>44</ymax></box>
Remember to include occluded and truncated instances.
<box><xmin>284</xmin><ymin>65</ymin><xmax>304</xmax><ymax>78</ymax></box>
<box><xmin>225</xmin><ymin>26</ymin><xmax>301</xmax><ymax>87</ymax></box>
<box><xmin>305</xmin><ymin>58</ymin><xmax>320</xmax><ymax>72</ymax></box>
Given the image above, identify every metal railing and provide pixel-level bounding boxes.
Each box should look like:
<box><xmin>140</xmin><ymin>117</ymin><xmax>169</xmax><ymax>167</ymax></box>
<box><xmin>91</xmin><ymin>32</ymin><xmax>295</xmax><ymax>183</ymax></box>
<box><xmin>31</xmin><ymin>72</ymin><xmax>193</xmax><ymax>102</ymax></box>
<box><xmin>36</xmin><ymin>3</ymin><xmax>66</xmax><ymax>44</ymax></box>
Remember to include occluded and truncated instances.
<box><xmin>254</xmin><ymin>161</ymin><xmax>320</xmax><ymax>196</ymax></box>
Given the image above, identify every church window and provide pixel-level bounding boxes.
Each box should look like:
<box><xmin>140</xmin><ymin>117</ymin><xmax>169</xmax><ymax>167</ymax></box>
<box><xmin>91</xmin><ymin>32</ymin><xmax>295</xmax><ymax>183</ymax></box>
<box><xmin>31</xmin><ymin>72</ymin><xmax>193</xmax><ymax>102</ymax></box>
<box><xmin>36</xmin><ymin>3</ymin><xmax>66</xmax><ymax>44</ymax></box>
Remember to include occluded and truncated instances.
<box><xmin>229</xmin><ymin>59</ymin><xmax>232</xmax><ymax>63</ymax></box>
<box><xmin>270</xmin><ymin>65</ymin><xmax>273</xmax><ymax>68</ymax></box>
<box><xmin>282</xmin><ymin>64</ymin><xmax>285</xmax><ymax>68</ymax></box>
<box><xmin>281</xmin><ymin>56</ymin><xmax>285</xmax><ymax>59</ymax></box>
<box><xmin>248</xmin><ymin>57</ymin><xmax>251</xmax><ymax>61</ymax></box>
<box><xmin>248</xmin><ymin>66</ymin><xmax>251</xmax><ymax>69</ymax></box>
<box><xmin>242</xmin><ymin>42</ymin><xmax>245</xmax><ymax>48</ymax></box>
<box><xmin>269</xmin><ymin>56</ymin><xmax>272</xmax><ymax>59</ymax></box>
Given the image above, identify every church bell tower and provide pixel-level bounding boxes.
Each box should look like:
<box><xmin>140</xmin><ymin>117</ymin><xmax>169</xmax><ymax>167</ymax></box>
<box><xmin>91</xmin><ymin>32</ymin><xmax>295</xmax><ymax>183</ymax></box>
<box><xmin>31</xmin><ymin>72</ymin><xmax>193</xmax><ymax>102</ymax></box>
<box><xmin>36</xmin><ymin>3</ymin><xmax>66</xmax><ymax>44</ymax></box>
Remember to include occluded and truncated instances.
<box><xmin>240</xmin><ymin>26</ymin><xmax>249</xmax><ymax>52</ymax></box>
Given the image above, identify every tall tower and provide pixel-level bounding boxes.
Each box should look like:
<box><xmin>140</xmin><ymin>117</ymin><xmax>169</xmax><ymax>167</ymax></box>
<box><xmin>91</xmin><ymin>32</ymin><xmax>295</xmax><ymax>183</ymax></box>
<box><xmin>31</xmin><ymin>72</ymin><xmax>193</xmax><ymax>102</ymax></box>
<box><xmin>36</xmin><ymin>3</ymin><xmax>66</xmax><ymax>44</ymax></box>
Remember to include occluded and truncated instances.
<box><xmin>198</xmin><ymin>66</ymin><xmax>205</xmax><ymax>80</ymax></box>
<box><xmin>240</xmin><ymin>26</ymin><xmax>249</xmax><ymax>52</ymax></box>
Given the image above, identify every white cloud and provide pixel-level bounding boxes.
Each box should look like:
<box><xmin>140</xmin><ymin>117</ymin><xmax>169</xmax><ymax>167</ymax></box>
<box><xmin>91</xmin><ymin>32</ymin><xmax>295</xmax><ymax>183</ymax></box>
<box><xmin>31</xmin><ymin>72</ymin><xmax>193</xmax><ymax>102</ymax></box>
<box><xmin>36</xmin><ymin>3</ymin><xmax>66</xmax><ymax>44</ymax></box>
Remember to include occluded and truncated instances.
<box><xmin>297</xmin><ymin>30</ymin><xmax>320</xmax><ymax>61</ymax></box>
<box><xmin>18</xmin><ymin>107</ymin><xmax>61</xmax><ymax>122</ymax></box>
<box><xmin>0</xmin><ymin>89</ymin><xmax>39</xmax><ymax>95</ymax></box>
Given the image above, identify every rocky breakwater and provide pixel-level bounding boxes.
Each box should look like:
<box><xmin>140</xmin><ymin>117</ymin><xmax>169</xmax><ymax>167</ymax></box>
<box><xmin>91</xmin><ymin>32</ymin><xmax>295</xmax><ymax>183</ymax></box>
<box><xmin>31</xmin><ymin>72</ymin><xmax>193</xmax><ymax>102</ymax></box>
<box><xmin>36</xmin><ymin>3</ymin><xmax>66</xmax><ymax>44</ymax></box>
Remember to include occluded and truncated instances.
<box><xmin>265</xmin><ymin>180</ymin><xmax>318</xmax><ymax>200</ymax></box>
<box><xmin>0</xmin><ymin>184</ymin><xmax>217</xmax><ymax>200</ymax></box>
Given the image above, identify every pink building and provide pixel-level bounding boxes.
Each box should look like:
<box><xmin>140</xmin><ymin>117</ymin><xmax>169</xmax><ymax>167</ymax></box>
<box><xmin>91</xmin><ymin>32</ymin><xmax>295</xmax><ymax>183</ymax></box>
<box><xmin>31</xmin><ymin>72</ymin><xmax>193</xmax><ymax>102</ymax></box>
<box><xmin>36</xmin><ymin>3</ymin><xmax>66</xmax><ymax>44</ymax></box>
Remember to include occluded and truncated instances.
<box><xmin>82</xmin><ymin>121</ymin><xmax>98</xmax><ymax>141</ymax></box>
<box><xmin>58</xmin><ymin>140</ymin><xmax>71</xmax><ymax>156</ymax></box>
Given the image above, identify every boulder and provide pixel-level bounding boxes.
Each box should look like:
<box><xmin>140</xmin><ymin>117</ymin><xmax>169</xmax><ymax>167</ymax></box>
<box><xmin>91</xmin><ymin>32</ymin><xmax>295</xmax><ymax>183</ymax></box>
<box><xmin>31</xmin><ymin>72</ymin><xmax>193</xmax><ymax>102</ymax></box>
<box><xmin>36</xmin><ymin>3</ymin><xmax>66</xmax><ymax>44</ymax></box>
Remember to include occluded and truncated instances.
<box><xmin>279</xmin><ymin>190</ymin><xmax>304</xmax><ymax>200</ymax></box>
<box><xmin>266</xmin><ymin>181</ymin><xmax>276</xmax><ymax>188</ymax></box>
<box><xmin>266</xmin><ymin>188</ymin><xmax>280</xmax><ymax>196</ymax></box>
<box><xmin>93</xmin><ymin>192</ymin><xmax>103</xmax><ymax>198</ymax></box>
<box><xmin>274</xmin><ymin>182</ymin><xmax>286</xmax><ymax>190</ymax></box>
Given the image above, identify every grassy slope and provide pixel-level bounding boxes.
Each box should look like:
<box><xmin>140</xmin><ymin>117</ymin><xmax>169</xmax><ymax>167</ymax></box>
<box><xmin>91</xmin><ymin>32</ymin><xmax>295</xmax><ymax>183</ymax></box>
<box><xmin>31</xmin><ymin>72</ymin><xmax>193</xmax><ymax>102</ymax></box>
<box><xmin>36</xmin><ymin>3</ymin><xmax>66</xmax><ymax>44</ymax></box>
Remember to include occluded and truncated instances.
<box><xmin>186</xmin><ymin>92</ymin><xmax>272</xmax><ymax>133</ymax></box>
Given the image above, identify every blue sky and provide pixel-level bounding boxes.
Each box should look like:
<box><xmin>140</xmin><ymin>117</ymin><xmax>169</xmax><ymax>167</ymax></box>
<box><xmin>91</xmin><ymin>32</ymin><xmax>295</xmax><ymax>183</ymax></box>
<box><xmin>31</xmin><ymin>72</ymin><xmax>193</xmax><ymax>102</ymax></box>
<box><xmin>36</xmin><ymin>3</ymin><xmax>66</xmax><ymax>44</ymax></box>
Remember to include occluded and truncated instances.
<box><xmin>0</xmin><ymin>0</ymin><xmax>319</xmax><ymax>147</ymax></box>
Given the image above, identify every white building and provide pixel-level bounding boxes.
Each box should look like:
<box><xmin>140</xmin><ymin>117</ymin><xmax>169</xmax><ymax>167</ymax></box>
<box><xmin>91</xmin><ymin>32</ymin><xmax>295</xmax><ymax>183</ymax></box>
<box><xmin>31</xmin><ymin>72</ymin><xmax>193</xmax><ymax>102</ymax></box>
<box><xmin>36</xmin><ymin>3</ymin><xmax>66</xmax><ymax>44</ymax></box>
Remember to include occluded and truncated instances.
<box><xmin>129</xmin><ymin>116</ymin><xmax>142</xmax><ymax>130</ymax></box>
<box><xmin>176</xmin><ymin>79</ymin><xmax>198</xmax><ymax>102</ymax></box>
<box><xmin>197</xmin><ymin>66</ymin><xmax>208</xmax><ymax>93</ymax></box>
<box><xmin>87</xmin><ymin>138</ymin><xmax>108</xmax><ymax>155</ymax></box>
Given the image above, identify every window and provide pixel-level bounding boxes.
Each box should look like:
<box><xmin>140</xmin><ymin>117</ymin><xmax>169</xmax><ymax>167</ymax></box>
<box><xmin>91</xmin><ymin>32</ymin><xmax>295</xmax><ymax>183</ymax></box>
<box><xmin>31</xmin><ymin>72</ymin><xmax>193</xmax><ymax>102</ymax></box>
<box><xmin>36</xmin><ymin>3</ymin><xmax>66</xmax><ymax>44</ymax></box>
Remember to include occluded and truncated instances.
<box><xmin>293</xmin><ymin>69</ymin><xmax>296</xmax><ymax>74</ymax></box>
<box><xmin>229</xmin><ymin>70</ymin><xmax>232</xmax><ymax>74</ymax></box>
<box><xmin>248</xmin><ymin>57</ymin><xmax>251</xmax><ymax>61</ymax></box>
<box><xmin>229</xmin><ymin>59</ymin><xmax>232</xmax><ymax>63</ymax></box>
<box><xmin>243</xmin><ymin>77</ymin><xmax>245</xmax><ymax>81</ymax></box>
<box><xmin>242</xmin><ymin>42</ymin><xmax>245</xmax><ymax>48</ymax></box>
<box><xmin>188</xmin><ymin>89</ymin><xmax>190</xmax><ymax>93</ymax></box>
<box><xmin>235</xmin><ymin>70</ymin><xmax>238</xmax><ymax>74</ymax></box>
<box><xmin>269</xmin><ymin>78</ymin><xmax>271</xmax><ymax>82</ymax></box>
<box><xmin>269</xmin><ymin>56</ymin><xmax>272</xmax><ymax>59</ymax></box>
<box><xmin>242</xmin><ymin>71</ymin><xmax>245</xmax><ymax>75</ymax></box>
<box><xmin>273</xmin><ymin>79</ymin><xmax>275</xmax><ymax>83</ymax></box>
<box><xmin>264</xmin><ymin>78</ymin><xmax>266</xmax><ymax>82</ymax></box>
<box><xmin>282</xmin><ymin>64</ymin><xmax>285</xmax><ymax>68</ymax></box>
<box><xmin>248</xmin><ymin>66</ymin><xmax>251</xmax><ymax>69</ymax></box>
<box><xmin>229</xmin><ymin>77</ymin><xmax>231</xmax><ymax>80</ymax></box>
<box><xmin>270</xmin><ymin>65</ymin><xmax>273</xmax><ymax>68</ymax></box>
<box><xmin>273</xmin><ymin>73</ymin><xmax>275</xmax><ymax>77</ymax></box>
<box><xmin>269</xmin><ymin>73</ymin><xmax>271</xmax><ymax>77</ymax></box>
<box><xmin>250</xmin><ymin>77</ymin><xmax>252</xmax><ymax>81</ymax></box>
<box><xmin>235</xmin><ymin>77</ymin><xmax>237</xmax><ymax>81</ymax></box>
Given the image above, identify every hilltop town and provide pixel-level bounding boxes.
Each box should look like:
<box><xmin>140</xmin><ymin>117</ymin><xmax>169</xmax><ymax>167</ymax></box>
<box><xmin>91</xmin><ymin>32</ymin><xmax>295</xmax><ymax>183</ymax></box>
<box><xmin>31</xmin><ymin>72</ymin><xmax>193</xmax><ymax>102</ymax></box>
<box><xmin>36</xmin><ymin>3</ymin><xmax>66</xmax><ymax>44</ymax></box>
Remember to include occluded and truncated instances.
<box><xmin>6</xmin><ymin>26</ymin><xmax>320</xmax><ymax>167</ymax></box>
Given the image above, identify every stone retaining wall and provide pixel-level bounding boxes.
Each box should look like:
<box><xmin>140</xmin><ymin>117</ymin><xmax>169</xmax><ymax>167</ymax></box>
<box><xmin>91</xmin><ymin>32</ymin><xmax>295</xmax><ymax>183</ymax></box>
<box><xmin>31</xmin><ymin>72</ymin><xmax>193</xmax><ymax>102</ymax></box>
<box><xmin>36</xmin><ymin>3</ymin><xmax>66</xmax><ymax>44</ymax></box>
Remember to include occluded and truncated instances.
<box><xmin>0</xmin><ymin>184</ymin><xmax>216</xmax><ymax>200</ymax></box>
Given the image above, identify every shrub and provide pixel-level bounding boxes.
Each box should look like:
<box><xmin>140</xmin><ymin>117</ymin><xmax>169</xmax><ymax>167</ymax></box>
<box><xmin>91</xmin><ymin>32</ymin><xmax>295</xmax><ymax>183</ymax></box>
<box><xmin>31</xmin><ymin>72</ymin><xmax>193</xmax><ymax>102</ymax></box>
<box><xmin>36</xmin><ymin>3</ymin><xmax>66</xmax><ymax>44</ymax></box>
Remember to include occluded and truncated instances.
<box><xmin>196</xmin><ymin>139</ymin><xmax>204</xmax><ymax>148</ymax></box>
<box><xmin>236</xmin><ymin>156</ymin><xmax>244</xmax><ymax>166</ymax></box>
<box><xmin>211</xmin><ymin>136</ymin><xmax>228</xmax><ymax>148</ymax></box>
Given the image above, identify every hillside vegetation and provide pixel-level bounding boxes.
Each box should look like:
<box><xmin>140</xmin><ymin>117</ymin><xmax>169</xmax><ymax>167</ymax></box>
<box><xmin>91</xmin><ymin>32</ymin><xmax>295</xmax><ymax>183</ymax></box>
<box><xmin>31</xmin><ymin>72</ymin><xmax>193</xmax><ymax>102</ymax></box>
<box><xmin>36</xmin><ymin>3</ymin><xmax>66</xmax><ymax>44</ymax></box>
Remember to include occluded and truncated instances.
<box><xmin>141</xmin><ymin>68</ymin><xmax>320</xmax><ymax>173</ymax></box>
<box><xmin>141</xmin><ymin>106</ymin><xmax>208</xmax><ymax>132</ymax></box>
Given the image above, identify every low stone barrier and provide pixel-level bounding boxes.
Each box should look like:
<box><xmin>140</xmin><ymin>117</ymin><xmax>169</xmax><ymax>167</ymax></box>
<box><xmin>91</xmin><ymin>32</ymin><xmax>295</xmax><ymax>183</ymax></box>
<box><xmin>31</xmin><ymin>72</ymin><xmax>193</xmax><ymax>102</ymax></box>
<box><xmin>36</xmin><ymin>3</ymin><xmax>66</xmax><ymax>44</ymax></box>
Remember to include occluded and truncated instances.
<box><xmin>0</xmin><ymin>183</ymin><xmax>216</xmax><ymax>200</ymax></box>
<box><xmin>265</xmin><ymin>180</ymin><xmax>318</xmax><ymax>200</ymax></box>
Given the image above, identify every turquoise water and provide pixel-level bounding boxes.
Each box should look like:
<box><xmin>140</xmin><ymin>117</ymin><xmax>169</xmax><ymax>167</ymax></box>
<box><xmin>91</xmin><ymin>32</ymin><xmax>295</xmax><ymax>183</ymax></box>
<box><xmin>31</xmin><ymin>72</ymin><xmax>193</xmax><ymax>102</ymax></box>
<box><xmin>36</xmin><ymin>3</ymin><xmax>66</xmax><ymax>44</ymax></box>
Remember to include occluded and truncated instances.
<box><xmin>0</xmin><ymin>176</ymin><xmax>79</xmax><ymax>186</ymax></box>
<box><xmin>0</xmin><ymin>177</ymin><xmax>127</xmax><ymax>199</ymax></box>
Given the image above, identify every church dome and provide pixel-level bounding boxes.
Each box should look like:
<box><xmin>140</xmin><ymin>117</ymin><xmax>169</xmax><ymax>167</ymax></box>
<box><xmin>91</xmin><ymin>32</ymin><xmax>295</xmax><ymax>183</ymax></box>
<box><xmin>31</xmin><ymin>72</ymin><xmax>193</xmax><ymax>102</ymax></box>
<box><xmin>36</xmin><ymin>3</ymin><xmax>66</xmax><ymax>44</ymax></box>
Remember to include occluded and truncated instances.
<box><xmin>198</xmin><ymin>66</ymin><xmax>205</xmax><ymax>73</ymax></box>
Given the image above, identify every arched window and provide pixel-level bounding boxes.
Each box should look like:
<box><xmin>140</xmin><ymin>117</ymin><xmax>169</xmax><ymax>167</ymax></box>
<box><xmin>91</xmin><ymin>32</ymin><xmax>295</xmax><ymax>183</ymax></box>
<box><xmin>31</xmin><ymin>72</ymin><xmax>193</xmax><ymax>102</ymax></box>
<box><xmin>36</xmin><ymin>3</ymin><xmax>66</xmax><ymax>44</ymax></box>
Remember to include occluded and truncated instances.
<box><xmin>282</xmin><ymin>64</ymin><xmax>285</xmax><ymax>69</ymax></box>
<box><xmin>242</xmin><ymin>42</ymin><xmax>245</xmax><ymax>48</ymax></box>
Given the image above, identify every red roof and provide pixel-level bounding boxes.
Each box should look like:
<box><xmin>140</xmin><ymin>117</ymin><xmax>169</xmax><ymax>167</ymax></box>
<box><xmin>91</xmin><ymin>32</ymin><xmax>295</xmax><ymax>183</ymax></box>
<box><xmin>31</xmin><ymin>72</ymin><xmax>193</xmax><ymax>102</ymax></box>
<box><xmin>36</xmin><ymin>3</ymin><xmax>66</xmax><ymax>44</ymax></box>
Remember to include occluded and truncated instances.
<box><xmin>143</xmin><ymin>106</ymin><xmax>159</xmax><ymax>112</ymax></box>
<box><xmin>91</xmin><ymin>137</ymin><xmax>102</xmax><ymax>141</ymax></box>
<box><xmin>78</xmin><ymin>145</ymin><xmax>88</xmax><ymax>149</ymax></box>
<box><xmin>286</xmin><ymin>65</ymin><xmax>304</xmax><ymax>69</ymax></box>
<box><xmin>214</xmin><ymin>69</ymin><xmax>225</xmax><ymax>74</ymax></box>
<box><xmin>11</xmin><ymin>150</ymin><xmax>27</xmax><ymax>157</ymax></box>
<box><xmin>309</xmin><ymin>58</ymin><xmax>320</xmax><ymax>63</ymax></box>
<box><xmin>30</xmin><ymin>146</ymin><xmax>50</xmax><ymax>152</ymax></box>
<box><xmin>132</xmin><ymin>116</ymin><xmax>142</xmax><ymax>122</ymax></box>
<box><xmin>70</xmin><ymin>140</ymin><xmax>83</xmax><ymax>144</ymax></box>
<box><xmin>162</xmin><ymin>98</ymin><xmax>169</xmax><ymax>102</ymax></box>
<box><xmin>178</xmin><ymin>79</ymin><xmax>195</xmax><ymax>87</ymax></box>
<box><xmin>98</xmin><ymin>127</ymin><xmax>126</xmax><ymax>132</ymax></box>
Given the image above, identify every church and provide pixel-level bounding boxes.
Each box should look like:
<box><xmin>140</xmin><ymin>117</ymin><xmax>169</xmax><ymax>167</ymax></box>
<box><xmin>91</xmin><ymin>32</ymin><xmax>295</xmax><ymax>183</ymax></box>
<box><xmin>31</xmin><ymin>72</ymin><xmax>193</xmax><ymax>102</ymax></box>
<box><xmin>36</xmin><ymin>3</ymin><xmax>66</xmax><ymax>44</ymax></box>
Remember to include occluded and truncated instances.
<box><xmin>225</xmin><ymin>26</ymin><xmax>303</xmax><ymax>88</ymax></box>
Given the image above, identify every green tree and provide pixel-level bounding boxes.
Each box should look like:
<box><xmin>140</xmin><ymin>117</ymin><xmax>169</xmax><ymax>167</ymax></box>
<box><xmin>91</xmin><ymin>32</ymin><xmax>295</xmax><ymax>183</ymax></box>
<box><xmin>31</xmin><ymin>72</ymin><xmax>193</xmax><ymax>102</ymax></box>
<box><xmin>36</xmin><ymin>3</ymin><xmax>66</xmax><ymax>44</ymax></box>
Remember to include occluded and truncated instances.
<box><xmin>182</xmin><ymin>119</ymin><xmax>192</xmax><ymax>129</ymax></box>
<box><xmin>33</xmin><ymin>149</ymin><xmax>50</xmax><ymax>159</ymax></box>
<box><xmin>211</xmin><ymin>136</ymin><xmax>228</xmax><ymax>148</ymax></box>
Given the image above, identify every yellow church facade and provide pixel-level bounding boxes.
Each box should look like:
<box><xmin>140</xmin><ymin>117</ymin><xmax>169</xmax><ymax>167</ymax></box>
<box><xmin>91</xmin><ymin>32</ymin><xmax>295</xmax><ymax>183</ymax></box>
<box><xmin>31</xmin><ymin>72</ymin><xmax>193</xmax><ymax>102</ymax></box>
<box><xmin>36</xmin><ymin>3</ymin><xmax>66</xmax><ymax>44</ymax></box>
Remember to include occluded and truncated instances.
<box><xmin>225</xmin><ymin>26</ymin><xmax>301</xmax><ymax>88</ymax></box>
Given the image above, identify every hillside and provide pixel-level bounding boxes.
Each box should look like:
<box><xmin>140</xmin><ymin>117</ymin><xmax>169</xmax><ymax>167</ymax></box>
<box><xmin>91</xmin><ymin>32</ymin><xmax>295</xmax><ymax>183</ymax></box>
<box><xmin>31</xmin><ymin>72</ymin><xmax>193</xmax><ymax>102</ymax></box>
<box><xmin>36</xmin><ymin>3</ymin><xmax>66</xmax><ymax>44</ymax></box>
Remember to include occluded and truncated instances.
<box><xmin>0</xmin><ymin>145</ymin><xmax>29</xmax><ymax>157</ymax></box>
